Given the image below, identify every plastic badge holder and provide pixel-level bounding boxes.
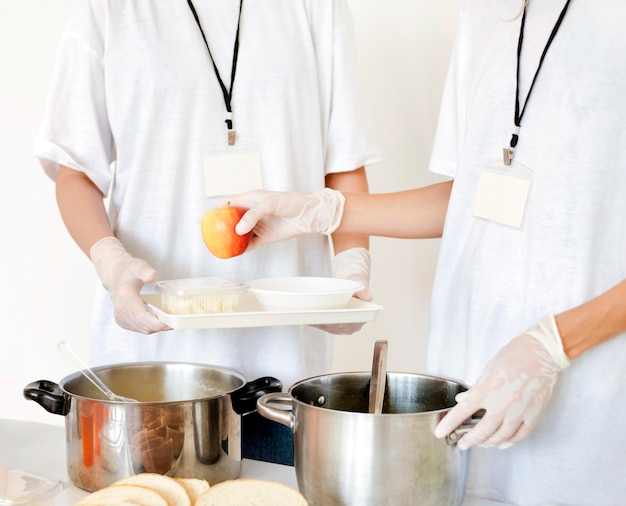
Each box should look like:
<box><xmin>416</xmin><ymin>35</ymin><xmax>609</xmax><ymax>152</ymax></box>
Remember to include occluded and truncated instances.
<box><xmin>156</xmin><ymin>277</ymin><xmax>247</xmax><ymax>314</ymax></box>
<box><xmin>0</xmin><ymin>467</ymin><xmax>63</xmax><ymax>506</ymax></box>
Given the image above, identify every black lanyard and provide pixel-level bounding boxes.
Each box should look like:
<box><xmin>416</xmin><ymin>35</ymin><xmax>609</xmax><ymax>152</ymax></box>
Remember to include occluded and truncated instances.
<box><xmin>503</xmin><ymin>0</ymin><xmax>572</xmax><ymax>165</ymax></box>
<box><xmin>187</xmin><ymin>0</ymin><xmax>244</xmax><ymax>146</ymax></box>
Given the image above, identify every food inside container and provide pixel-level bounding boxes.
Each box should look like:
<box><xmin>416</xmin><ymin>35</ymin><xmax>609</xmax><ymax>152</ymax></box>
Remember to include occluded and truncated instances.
<box><xmin>155</xmin><ymin>277</ymin><xmax>247</xmax><ymax>314</ymax></box>
<box><xmin>0</xmin><ymin>467</ymin><xmax>63</xmax><ymax>506</ymax></box>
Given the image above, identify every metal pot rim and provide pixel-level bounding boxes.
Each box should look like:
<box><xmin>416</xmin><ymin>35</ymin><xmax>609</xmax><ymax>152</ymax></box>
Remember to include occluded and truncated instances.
<box><xmin>288</xmin><ymin>370</ymin><xmax>469</xmax><ymax>389</ymax></box>
<box><xmin>285</xmin><ymin>370</ymin><xmax>470</xmax><ymax>416</ymax></box>
<box><xmin>58</xmin><ymin>361</ymin><xmax>248</xmax><ymax>405</ymax></box>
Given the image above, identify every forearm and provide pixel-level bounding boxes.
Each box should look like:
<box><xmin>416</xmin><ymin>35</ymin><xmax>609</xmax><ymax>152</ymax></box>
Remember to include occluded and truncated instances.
<box><xmin>56</xmin><ymin>165</ymin><xmax>113</xmax><ymax>257</ymax></box>
<box><xmin>556</xmin><ymin>278</ymin><xmax>626</xmax><ymax>360</ymax></box>
<box><xmin>339</xmin><ymin>180</ymin><xmax>453</xmax><ymax>239</ymax></box>
<box><xmin>325</xmin><ymin>167</ymin><xmax>370</xmax><ymax>253</ymax></box>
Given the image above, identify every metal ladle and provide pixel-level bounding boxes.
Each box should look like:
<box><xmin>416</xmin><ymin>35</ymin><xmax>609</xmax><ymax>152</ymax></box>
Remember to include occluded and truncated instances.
<box><xmin>57</xmin><ymin>341</ymin><xmax>139</xmax><ymax>403</ymax></box>
<box><xmin>368</xmin><ymin>340</ymin><xmax>388</xmax><ymax>414</ymax></box>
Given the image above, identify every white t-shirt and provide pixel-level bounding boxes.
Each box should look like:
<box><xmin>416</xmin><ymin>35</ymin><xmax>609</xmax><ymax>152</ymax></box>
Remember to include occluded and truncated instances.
<box><xmin>429</xmin><ymin>0</ymin><xmax>626</xmax><ymax>504</ymax></box>
<box><xmin>34</xmin><ymin>0</ymin><xmax>381</xmax><ymax>389</ymax></box>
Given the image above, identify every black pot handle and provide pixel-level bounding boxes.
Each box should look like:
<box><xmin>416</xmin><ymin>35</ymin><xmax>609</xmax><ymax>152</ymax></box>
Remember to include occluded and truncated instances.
<box><xmin>23</xmin><ymin>380</ymin><xmax>71</xmax><ymax>416</ymax></box>
<box><xmin>232</xmin><ymin>376</ymin><xmax>282</xmax><ymax>415</ymax></box>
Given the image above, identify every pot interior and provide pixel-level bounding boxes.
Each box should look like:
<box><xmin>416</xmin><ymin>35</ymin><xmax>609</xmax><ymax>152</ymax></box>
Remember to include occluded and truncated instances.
<box><xmin>61</xmin><ymin>362</ymin><xmax>246</xmax><ymax>403</ymax></box>
<box><xmin>290</xmin><ymin>372</ymin><xmax>467</xmax><ymax>415</ymax></box>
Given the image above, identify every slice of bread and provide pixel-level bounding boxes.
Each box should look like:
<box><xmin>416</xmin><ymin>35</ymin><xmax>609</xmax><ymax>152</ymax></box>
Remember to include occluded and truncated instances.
<box><xmin>173</xmin><ymin>478</ymin><xmax>210</xmax><ymax>503</ymax></box>
<box><xmin>76</xmin><ymin>484</ymin><xmax>168</xmax><ymax>506</ymax></box>
<box><xmin>116</xmin><ymin>474</ymin><xmax>191</xmax><ymax>506</ymax></box>
<box><xmin>195</xmin><ymin>479</ymin><xmax>308</xmax><ymax>506</ymax></box>
<box><xmin>79</xmin><ymin>500</ymin><xmax>142</xmax><ymax>506</ymax></box>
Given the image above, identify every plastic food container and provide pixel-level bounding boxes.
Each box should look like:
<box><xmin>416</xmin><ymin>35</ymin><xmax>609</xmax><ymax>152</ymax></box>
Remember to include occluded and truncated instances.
<box><xmin>156</xmin><ymin>277</ymin><xmax>247</xmax><ymax>314</ymax></box>
<box><xmin>0</xmin><ymin>468</ymin><xmax>63</xmax><ymax>506</ymax></box>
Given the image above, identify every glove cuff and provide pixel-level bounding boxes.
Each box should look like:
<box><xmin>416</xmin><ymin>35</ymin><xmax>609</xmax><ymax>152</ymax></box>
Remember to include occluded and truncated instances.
<box><xmin>90</xmin><ymin>236</ymin><xmax>129</xmax><ymax>291</ymax></box>
<box><xmin>90</xmin><ymin>236</ymin><xmax>126</xmax><ymax>261</ymax></box>
<box><xmin>319</xmin><ymin>188</ymin><xmax>346</xmax><ymax>236</ymax></box>
<box><xmin>332</xmin><ymin>247</ymin><xmax>371</xmax><ymax>274</ymax></box>
<box><xmin>332</xmin><ymin>247</ymin><xmax>372</xmax><ymax>301</ymax></box>
<box><xmin>531</xmin><ymin>314</ymin><xmax>571</xmax><ymax>371</ymax></box>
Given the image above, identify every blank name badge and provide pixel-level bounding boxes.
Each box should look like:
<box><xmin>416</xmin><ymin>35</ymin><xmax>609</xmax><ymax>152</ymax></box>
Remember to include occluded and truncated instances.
<box><xmin>473</xmin><ymin>160</ymin><xmax>533</xmax><ymax>229</ymax></box>
<box><xmin>203</xmin><ymin>150</ymin><xmax>263</xmax><ymax>197</ymax></box>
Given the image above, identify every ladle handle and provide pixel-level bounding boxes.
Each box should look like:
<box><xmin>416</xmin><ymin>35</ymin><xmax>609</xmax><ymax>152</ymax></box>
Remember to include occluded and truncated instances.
<box><xmin>57</xmin><ymin>341</ymin><xmax>116</xmax><ymax>401</ymax></box>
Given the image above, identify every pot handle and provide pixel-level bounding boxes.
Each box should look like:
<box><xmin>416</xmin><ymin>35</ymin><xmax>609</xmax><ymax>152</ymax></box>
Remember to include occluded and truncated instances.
<box><xmin>256</xmin><ymin>392</ymin><xmax>295</xmax><ymax>432</ymax></box>
<box><xmin>23</xmin><ymin>380</ymin><xmax>71</xmax><ymax>416</ymax></box>
<box><xmin>231</xmin><ymin>376</ymin><xmax>282</xmax><ymax>415</ymax></box>
<box><xmin>446</xmin><ymin>409</ymin><xmax>485</xmax><ymax>445</ymax></box>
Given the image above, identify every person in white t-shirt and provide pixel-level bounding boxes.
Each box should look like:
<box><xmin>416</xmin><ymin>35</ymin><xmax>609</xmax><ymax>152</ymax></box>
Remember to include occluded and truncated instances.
<box><xmin>33</xmin><ymin>0</ymin><xmax>380</xmax><ymax>465</ymax></box>
<box><xmin>218</xmin><ymin>0</ymin><xmax>626</xmax><ymax>503</ymax></box>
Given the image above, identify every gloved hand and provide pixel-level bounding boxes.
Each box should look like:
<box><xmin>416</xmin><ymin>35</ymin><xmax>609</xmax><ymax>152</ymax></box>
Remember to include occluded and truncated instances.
<box><xmin>434</xmin><ymin>314</ymin><xmax>570</xmax><ymax>450</ymax></box>
<box><xmin>314</xmin><ymin>247</ymin><xmax>373</xmax><ymax>335</ymax></box>
<box><xmin>90</xmin><ymin>237</ymin><xmax>170</xmax><ymax>334</ymax></box>
<box><xmin>216</xmin><ymin>188</ymin><xmax>345</xmax><ymax>250</ymax></box>
<box><xmin>332</xmin><ymin>247</ymin><xmax>373</xmax><ymax>302</ymax></box>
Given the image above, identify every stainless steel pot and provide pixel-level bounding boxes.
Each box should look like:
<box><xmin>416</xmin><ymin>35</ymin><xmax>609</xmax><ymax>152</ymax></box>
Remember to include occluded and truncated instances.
<box><xmin>24</xmin><ymin>362</ymin><xmax>281</xmax><ymax>492</ymax></box>
<box><xmin>257</xmin><ymin>372</ymin><xmax>477</xmax><ymax>506</ymax></box>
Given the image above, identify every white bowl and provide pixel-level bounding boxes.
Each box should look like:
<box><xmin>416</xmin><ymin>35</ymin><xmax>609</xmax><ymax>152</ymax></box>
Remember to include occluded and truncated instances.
<box><xmin>247</xmin><ymin>277</ymin><xmax>364</xmax><ymax>311</ymax></box>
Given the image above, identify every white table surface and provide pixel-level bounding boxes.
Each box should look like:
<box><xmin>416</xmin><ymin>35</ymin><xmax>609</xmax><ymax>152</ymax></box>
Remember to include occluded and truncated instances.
<box><xmin>0</xmin><ymin>419</ymin><xmax>508</xmax><ymax>505</ymax></box>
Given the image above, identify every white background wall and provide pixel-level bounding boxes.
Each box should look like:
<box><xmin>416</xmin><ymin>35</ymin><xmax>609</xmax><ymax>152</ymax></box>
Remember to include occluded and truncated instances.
<box><xmin>0</xmin><ymin>0</ymin><xmax>460</xmax><ymax>426</ymax></box>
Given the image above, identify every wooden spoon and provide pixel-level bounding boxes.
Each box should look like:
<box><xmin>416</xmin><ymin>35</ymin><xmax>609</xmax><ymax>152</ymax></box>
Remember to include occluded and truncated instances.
<box><xmin>368</xmin><ymin>340</ymin><xmax>388</xmax><ymax>414</ymax></box>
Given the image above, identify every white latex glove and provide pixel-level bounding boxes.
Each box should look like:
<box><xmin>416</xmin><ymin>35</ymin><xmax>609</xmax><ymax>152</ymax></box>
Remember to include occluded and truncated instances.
<box><xmin>332</xmin><ymin>247</ymin><xmax>373</xmax><ymax>302</ymax></box>
<box><xmin>216</xmin><ymin>188</ymin><xmax>345</xmax><ymax>250</ymax></box>
<box><xmin>314</xmin><ymin>247</ymin><xmax>373</xmax><ymax>335</ymax></box>
<box><xmin>434</xmin><ymin>314</ymin><xmax>570</xmax><ymax>450</ymax></box>
<box><xmin>90</xmin><ymin>237</ymin><xmax>170</xmax><ymax>334</ymax></box>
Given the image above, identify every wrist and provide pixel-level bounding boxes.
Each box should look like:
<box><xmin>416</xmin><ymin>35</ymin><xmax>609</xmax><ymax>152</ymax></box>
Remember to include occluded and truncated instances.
<box><xmin>333</xmin><ymin>247</ymin><xmax>370</xmax><ymax>265</ymax></box>
<box><xmin>530</xmin><ymin>314</ymin><xmax>571</xmax><ymax>371</ymax></box>
<box><xmin>318</xmin><ymin>188</ymin><xmax>345</xmax><ymax>235</ymax></box>
<box><xmin>90</xmin><ymin>236</ymin><xmax>129</xmax><ymax>291</ymax></box>
<box><xmin>332</xmin><ymin>247</ymin><xmax>372</xmax><ymax>301</ymax></box>
<box><xmin>89</xmin><ymin>236</ymin><xmax>125</xmax><ymax>261</ymax></box>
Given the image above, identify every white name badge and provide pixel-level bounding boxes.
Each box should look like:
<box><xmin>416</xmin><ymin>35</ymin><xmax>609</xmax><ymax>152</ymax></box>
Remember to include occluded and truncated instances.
<box><xmin>473</xmin><ymin>160</ymin><xmax>533</xmax><ymax>229</ymax></box>
<box><xmin>203</xmin><ymin>149</ymin><xmax>263</xmax><ymax>197</ymax></box>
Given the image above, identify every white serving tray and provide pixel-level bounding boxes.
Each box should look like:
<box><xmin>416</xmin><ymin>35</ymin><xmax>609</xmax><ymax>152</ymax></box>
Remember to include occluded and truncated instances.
<box><xmin>142</xmin><ymin>293</ymin><xmax>383</xmax><ymax>330</ymax></box>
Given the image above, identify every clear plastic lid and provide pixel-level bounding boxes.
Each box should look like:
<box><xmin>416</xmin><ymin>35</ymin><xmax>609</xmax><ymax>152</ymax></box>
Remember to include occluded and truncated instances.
<box><xmin>155</xmin><ymin>277</ymin><xmax>247</xmax><ymax>296</ymax></box>
<box><xmin>0</xmin><ymin>468</ymin><xmax>63</xmax><ymax>505</ymax></box>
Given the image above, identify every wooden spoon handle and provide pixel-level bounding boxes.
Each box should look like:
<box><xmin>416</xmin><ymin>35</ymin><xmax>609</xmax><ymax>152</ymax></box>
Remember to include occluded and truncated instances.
<box><xmin>369</xmin><ymin>340</ymin><xmax>388</xmax><ymax>414</ymax></box>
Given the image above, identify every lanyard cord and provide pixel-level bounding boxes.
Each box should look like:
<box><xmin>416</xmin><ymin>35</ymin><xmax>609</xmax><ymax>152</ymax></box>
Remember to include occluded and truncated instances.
<box><xmin>505</xmin><ymin>0</ymin><xmax>572</xmax><ymax>163</ymax></box>
<box><xmin>187</xmin><ymin>0</ymin><xmax>244</xmax><ymax>142</ymax></box>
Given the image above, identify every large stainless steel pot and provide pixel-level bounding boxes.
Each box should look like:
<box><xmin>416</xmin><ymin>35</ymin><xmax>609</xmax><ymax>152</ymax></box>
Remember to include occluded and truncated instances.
<box><xmin>24</xmin><ymin>362</ymin><xmax>281</xmax><ymax>492</ymax></box>
<box><xmin>257</xmin><ymin>372</ymin><xmax>477</xmax><ymax>506</ymax></box>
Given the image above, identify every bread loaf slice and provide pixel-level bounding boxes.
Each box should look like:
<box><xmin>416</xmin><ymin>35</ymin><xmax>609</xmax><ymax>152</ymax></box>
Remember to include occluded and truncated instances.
<box><xmin>195</xmin><ymin>479</ymin><xmax>308</xmax><ymax>505</ymax></box>
<box><xmin>78</xmin><ymin>500</ymin><xmax>141</xmax><ymax>506</ymax></box>
<box><xmin>116</xmin><ymin>474</ymin><xmax>190</xmax><ymax>506</ymax></box>
<box><xmin>76</xmin><ymin>484</ymin><xmax>168</xmax><ymax>506</ymax></box>
<box><xmin>173</xmin><ymin>478</ymin><xmax>210</xmax><ymax>503</ymax></box>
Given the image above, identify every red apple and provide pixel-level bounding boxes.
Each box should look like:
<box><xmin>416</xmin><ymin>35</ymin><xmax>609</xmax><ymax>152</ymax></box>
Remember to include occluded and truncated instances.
<box><xmin>201</xmin><ymin>205</ymin><xmax>252</xmax><ymax>259</ymax></box>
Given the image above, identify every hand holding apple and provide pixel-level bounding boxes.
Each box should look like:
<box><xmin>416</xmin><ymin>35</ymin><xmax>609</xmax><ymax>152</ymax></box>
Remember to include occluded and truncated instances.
<box><xmin>209</xmin><ymin>188</ymin><xmax>345</xmax><ymax>251</ymax></box>
<box><xmin>201</xmin><ymin>204</ymin><xmax>253</xmax><ymax>259</ymax></box>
